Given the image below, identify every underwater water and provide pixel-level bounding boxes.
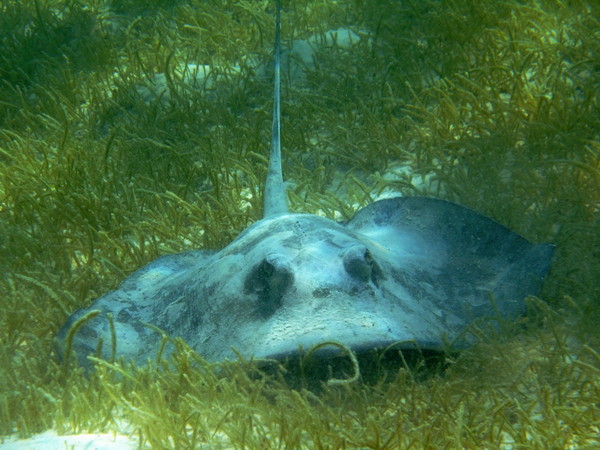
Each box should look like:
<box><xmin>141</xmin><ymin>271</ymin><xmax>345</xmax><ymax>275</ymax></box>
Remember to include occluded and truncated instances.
<box><xmin>0</xmin><ymin>0</ymin><xmax>599</xmax><ymax>447</ymax></box>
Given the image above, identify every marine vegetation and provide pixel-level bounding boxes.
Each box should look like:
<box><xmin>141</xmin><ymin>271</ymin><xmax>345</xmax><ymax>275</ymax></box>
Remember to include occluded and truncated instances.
<box><xmin>1</xmin><ymin>0</ymin><xmax>599</xmax><ymax>447</ymax></box>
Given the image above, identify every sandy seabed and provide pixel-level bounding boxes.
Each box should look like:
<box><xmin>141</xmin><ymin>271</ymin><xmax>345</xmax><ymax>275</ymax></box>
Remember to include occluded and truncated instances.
<box><xmin>0</xmin><ymin>430</ymin><xmax>142</xmax><ymax>450</ymax></box>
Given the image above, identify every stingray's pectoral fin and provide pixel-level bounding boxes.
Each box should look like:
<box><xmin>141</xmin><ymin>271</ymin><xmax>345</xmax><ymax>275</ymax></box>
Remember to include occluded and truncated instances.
<box><xmin>490</xmin><ymin>241</ymin><xmax>555</xmax><ymax>312</ymax></box>
<box><xmin>347</xmin><ymin>196</ymin><xmax>554</xmax><ymax>325</ymax></box>
<box><xmin>244</xmin><ymin>252</ymin><xmax>294</xmax><ymax>317</ymax></box>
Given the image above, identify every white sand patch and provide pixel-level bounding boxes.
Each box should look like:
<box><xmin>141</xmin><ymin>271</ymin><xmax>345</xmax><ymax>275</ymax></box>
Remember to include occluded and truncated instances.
<box><xmin>0</xmin><ymin>430</ymin><xmax>143</xmax><ymax>450</ymax></box>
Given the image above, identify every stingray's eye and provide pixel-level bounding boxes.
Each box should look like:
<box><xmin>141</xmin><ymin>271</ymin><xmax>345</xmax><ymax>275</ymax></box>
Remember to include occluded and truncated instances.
<box><xmin>244</xmin><ymin>253</ymin><xmax>293</xmax><ymax>317</ymax></box>
<box><xmin>342</xmin><ymin>245</ymin><xmax>383</xmax><ymax>287</ymax></box>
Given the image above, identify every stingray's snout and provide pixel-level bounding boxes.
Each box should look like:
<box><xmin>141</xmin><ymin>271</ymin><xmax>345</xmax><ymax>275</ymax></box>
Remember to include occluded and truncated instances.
<box><xmin>342</xmin><ymin>245</ymin><xmax>383</xmax><ymax>287</ymax></box>
<box><xmin>244</xmin><ymin>252</ymin><xmax>293</xmax><ymax>317</ymax></box>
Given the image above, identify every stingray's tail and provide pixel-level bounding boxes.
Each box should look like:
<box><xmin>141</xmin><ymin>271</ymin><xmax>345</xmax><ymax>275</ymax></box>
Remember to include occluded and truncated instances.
<box><xmin>263</xmin><ymin>0</ymin><xmax>288</xmax><ymax>218</ymax></box>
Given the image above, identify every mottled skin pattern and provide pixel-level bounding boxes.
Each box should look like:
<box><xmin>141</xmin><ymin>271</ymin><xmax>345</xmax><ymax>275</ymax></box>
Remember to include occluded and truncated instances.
<box><xmin>55</xmin><ymin>197</ymin><xmax>553</xmax><ymax>368</ymax></box>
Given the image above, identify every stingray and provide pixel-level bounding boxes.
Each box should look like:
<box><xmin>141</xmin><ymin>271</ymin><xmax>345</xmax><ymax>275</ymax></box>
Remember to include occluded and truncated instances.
<box><xmin>55</xmin><ymin>1</ymin><xmax>554</xmax><ymax>369</ymax></box>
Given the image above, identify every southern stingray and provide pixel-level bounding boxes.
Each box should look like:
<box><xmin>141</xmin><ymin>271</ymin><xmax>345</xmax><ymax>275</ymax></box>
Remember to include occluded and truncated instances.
<box><xmin>55</xmin><ymin>1</ymin><xmax>554</xmax><ymax>369</ymax></box>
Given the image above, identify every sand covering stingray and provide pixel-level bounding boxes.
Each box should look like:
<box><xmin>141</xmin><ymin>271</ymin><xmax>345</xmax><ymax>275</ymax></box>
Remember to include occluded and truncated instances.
<box><xmin>55</xmin><ymin>0</ymin><xmax>554</xmax><ymax>368</ymax></box>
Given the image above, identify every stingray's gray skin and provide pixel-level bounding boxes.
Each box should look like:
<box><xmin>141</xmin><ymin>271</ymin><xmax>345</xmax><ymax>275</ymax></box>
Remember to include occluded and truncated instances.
<box><xmin>55</xmin><ymin>196</ymin><xmax>553</xmax><ymax>367</ymax></box>
<box><xmin>55</xmin><ymin>1</ymin><xmax>554</xmax><ymax>368</ymax></box>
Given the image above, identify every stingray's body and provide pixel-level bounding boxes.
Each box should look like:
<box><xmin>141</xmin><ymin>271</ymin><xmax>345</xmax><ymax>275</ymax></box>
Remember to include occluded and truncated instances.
<box><xmin>55</xmin><ymin>2</ymin><xmax>554</xmax><ymax>368</ymax></box>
